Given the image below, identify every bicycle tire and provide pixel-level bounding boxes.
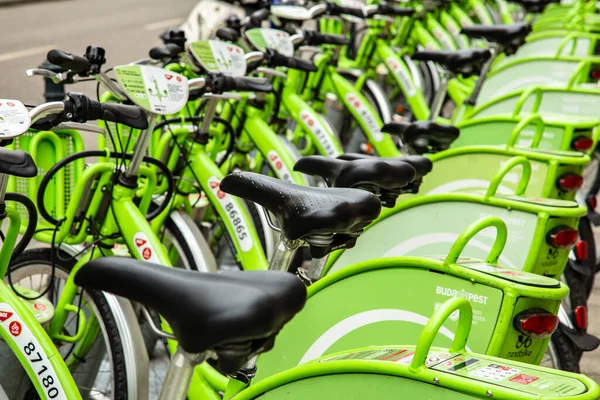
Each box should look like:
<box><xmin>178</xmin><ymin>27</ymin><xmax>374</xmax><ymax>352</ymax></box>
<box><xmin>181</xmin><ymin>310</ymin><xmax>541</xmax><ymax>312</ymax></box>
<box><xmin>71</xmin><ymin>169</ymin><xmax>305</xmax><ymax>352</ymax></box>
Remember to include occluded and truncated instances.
<box><xmin>8</xmin><ymin>247</ymin><xmax>132</xmax><ymax>399</ymax></box>
<box><xmin>550</xmin><ymin>329</ymin><xmax>582</xmax><ymax>372</ymax></box>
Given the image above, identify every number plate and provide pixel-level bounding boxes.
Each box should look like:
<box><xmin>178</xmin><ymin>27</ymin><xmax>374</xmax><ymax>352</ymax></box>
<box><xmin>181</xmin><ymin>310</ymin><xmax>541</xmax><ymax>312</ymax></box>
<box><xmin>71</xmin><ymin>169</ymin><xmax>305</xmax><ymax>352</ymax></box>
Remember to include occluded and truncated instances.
<box><xmin>0</xmin><ymin>100</ymin><xmax>30</xmax><ymax>138</ymax></box>
<box><xmin>114</xmin><ymin>65</ymin><xmax>188</xmax><ymax>115</ymax></box>
<box><xmin>188</xmin><ymin>41</ymin><xmax>246</xmax><ymax>76</ymax></box>
<box><xmin>245</xmin><ymin>28</ymin><xmax>294</xmax><ymax>57</ymax></box>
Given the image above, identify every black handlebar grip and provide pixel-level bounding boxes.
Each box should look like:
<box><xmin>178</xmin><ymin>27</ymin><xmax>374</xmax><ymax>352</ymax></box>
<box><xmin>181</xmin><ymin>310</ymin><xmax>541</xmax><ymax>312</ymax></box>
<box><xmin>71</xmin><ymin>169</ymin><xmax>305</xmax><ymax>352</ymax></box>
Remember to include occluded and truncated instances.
<box><xmin>265</xmin><ymin>49</ymin><xmax>317</xmax><ymax>72</ymax></box>
<box><xmin>375</xmin><ymin>4</ymin><xmax>415</xmax><ymax>17</ymax></box>
<box><xmin>248</xmin><ymin>8</ymin><xmax>270</xmax><ymax>28</ymax></box>
<box><xmin>149</xmin><ymin>43</ymin><xmax>182</xmax><ymax>60</ymax></box>
<box><xmin>47</xmin><ymin>49</ymin><xmax>91</xmax><ymax>75</ymax></box>
<box><xmin>98</xmin><ymin>103</ymin><xmax>149</xmax><ymax>130</ymax></box>
<box><xmin>65</xmin><ymin>93</ymin><xmax>148</xmax><ymax>130</ymax></box>
<box><xmin>216</xmin><ymin>28</ymin><xmax>240</xmax><ymax>42</ymax></box>
<box><xmin>303</xmin><ymin>30</ymin><xmax>350</xmax><ymax>46</ymax></box>
<box><xmin>233</xmin><ymin>76</ymin><xmax>273</xmax><ymax>93</ymax></box>
<box><xmin>326</xmin><ymin>2</ymin><xmax>365</xmax><ymax>18</ymax></box>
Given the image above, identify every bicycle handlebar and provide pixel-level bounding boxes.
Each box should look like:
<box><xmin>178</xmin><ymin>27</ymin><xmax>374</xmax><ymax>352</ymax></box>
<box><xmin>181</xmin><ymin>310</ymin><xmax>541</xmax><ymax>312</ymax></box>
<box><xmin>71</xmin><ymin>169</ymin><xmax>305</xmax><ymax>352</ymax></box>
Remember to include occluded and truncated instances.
<box><xmin>265</xmin><ymin>48</ymin><xmax>317</xmax><ymax>72</ymax></box>
<box><xmin>149</xmin><ymin>43</ymin><xmax>183</xmax><ymax>60</ymax></box>
<box><xmin>302</xmin><ymin>30</ymin><xmax>351</xmax><ymax>46</ymax></box>
<box><xmin>326</xmin><ymin>2</ymin><xmax>365</xmax><ymax>18</ymax></box>
<box><xmin>47</xmin><ymin>49</ymin><xmax>91</xmax><ymax>76</ymax></box>
<box><xmin>29</xmin><ymin>93</ymin><xmax>148</xmax><ymax>131</ymax></box>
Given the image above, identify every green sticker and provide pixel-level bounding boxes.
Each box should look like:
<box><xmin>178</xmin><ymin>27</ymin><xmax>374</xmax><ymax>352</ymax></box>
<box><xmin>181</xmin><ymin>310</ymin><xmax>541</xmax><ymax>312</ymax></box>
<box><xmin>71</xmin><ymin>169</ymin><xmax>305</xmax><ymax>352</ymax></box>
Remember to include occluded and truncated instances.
<box><xmin>245</xmin><ymin>28</ymin><xmax>294</xmax><ymax>56</ymax></box>
<box><xmin>114</xmin><ymin>65</ymin><xmax>188</xmax><ymax>115</ymax></box>
<box><xmin>459</xmin><ymin>263</ymin><xmax>560</xmax><ymax>288</ymax></box>
<box><xmin>498</xmin><ymin>195</ymin><xmax>580</xmax><ymax>208</ymax></box>
<box><xmin>432</xmin><ymin>355</ymin><xmax>588</xmax><ymax>396</ymax></box>
<box><xmin>188</xmin><ymin>40</ymin><xmax>246</xmax><ymax>76</ymax></box>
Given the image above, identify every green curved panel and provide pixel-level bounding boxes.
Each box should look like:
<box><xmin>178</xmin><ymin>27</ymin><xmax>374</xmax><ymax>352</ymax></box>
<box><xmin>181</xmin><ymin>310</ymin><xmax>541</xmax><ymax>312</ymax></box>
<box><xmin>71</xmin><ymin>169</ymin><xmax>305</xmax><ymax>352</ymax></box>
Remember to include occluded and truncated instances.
<box><xmin>330</xmin><ymin>202</ymin><xmax>537</xmax><ymax>273</ymax></box>
<box><xmin>255</xmin><ymin>268</ymin><xmax>502</xmax><ymax>381</ymax></box>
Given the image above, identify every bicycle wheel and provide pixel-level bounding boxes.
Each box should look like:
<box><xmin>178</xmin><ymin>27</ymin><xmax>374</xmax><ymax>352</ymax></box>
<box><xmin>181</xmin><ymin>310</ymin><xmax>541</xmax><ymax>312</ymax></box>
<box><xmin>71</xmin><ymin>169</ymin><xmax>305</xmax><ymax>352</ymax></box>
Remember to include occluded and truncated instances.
<box><xmin>540</xmin><ymin>330</ymin><xmax>581</xmax><ymax>373</ymax></box>
<box><xmin>7</xmin><ymin>248</ymin><xmax>132</xmax><ymax>399</ymax></box>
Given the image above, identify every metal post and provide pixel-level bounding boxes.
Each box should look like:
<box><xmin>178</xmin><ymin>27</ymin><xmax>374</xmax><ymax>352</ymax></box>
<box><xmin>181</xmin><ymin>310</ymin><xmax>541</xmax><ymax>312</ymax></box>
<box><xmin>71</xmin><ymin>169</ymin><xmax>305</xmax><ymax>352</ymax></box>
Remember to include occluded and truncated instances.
<box><xmin>269</xmin><ymin>237</ymin><xmax>302</xmax><ymax>271</ymax></box>
<box><xmin>158</xmin><ymin>349</ymin><xmax>206</xmax><ymax>400</ymax></box>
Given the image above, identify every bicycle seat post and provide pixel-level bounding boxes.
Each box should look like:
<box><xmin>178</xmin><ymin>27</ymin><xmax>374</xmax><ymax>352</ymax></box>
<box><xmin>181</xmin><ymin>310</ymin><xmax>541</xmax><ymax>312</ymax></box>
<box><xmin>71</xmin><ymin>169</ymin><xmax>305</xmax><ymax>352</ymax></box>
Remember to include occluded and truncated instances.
<box><xmin>159</xmin><ymin>348</ymin><xmax>206</xmax><ymax>400</ymax></box>
<box><xmin>429</xmin><ymin>70</ymin><xmax>451</xmax><ymax>121</ymax></box>
<box><xmin>269</xmin><ymin>235</ymin><xmax>303</xmax><ymax>272</ymax></box>
<box><xmin>464</xmin><ymin>45</ymin><xmax>498</xmax><ymax>106</ymax></box>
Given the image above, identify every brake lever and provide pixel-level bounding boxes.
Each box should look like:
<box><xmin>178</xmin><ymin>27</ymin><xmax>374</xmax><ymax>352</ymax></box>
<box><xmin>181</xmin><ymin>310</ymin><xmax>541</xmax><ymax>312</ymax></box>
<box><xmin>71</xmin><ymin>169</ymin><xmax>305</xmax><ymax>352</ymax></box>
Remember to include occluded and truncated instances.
<box><xmin>25</xmin><ymin>68</ymin><xmax>76</xmax><ymax>84</ymax></box>
<box><xmin>51</xmin><ymin>122</ymin><xmax>107</xmax><ymax>135</ymax></box>
<box><xmin>128</xmin><ymin>58</ymin><xmax>161</xmax><ymax>66</ymax></box>
<box><xmin>251</xmin><ymin>67</ymin><xmax>288</xmax><ymax>79</ymax></box>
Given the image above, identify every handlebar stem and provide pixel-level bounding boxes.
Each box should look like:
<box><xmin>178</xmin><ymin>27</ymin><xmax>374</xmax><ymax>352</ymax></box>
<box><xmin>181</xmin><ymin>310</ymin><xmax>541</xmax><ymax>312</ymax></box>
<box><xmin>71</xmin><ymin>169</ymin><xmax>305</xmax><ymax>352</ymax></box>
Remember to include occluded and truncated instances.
<box><xmin>123</xmin><ymin>114</ymin><xmax>157</xmax><ymax>179</ymax></box>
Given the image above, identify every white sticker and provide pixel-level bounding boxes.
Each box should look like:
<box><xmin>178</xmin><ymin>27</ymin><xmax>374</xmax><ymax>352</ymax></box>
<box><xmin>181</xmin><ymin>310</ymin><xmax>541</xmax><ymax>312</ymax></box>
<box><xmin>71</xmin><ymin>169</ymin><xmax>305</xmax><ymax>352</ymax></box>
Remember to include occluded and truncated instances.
<box><xmin>266</xmin><ymin>151</ymin><xmax>295</xmax><ymax>183</ymax></box>
<box><xmin>114</xmin><ymin>65</ymin><xmax>188</xmax><ymax>115</ymax></box>
<box><xmin>0</xmin><ymin>303</ymin><xmax>67</xmax><ymax>400</ymax></box>
<box><xmin>0</xmin><ymin>100</ymin><xmax>30</xmax><ymax>138</ymax></box>
<box><xmin>432</xmin><ymin>28</ymin><xmax>456</xmax><ymax>50</ymax></box>
<box><xmin>470</xmin><ymin>364</ymin><xmax>520</xmax><ymax>381</ymax></box>
<box><xmin>246</xmin><ymin>28</ymin><xmax>294</xmax><ymax>57</ymax></box>
<box><xmin>271</xmin><ymin>5</ymin><xmax>312</xmax><ymax>21</ymax></box>
<box><xmin>299</xmin><ymin>110</ymin><xmax>341</xmax><ymax>157</ymax></box>
<box><xmin>386</xmin><ymin>57</ymin><xmax>416</xmax><ymax>97</ymax></box>
<box><xmin>132</xmin><ymin>232</ymin><xmax>161</xmax><ymax>263</ymax></box>
<box><xmin>344</xmin><ymin>93</ymin><xmax>383</xmax><ymax>142</ymax></box>
<box><xmin>207</xmin><ymin>177</ymin><xmax>253</xmax><ymax>252</ymax></box>
<box><xmin>188</xmin><ymin>41</ymin><xmax>247</xmax><ymax>76</ymax></box>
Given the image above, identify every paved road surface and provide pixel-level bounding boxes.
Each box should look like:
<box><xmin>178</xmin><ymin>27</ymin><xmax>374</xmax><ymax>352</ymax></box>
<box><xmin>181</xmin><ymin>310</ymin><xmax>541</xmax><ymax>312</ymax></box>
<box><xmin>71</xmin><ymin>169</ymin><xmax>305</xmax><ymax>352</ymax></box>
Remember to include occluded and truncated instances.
<box><xmin>0</xmin><ymin>0</ymin><xmax>198</xmax><ymax>104</ymax></box>
<box><xmin>1</xmin><ymin>0</ymin><xmax>600</xmax><ymax>389</ymax></box>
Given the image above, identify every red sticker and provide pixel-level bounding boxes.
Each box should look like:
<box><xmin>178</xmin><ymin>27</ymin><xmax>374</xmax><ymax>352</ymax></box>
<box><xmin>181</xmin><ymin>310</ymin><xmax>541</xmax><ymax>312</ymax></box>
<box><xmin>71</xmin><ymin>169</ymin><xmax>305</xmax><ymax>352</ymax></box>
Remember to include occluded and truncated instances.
<box><xmin>210</xmin><ymin>181</ymin><xmax>220</xmax><ymax>189</ymax></box>
<box><xmin>510</xmin><ymin>374</ymin><xmax>539</xmax><ymax>385</ymax></box>
<box><xmin>176</xmin><ymin>76</ymin><xmax>182</xmax><ymax>82</ymax></box>
<box><xmin>135</xmin><ymin>238</ymin><xmax>147</xmax><ymax>247</ymax></box>
<box><xmin>142</xmin><ymin>248</ymin><xmax>152</xmax><ymax>260</ymax></box>
<box><xmin>9</xmin><ymin>321</ymin><xmax>21</xmax><ymax>336</ymax></box>
<box><xmin>33</xmin><ymin>304</ymin><xmax>46</xmax><ymax>311</ymax></box>
<box><xmin>0</xmin><ymin>311</ymin><xmax>13</xmax><ymax>322</ymax></box>
<box><xmin>6</xmin><ymin>102</ymin><xmax>14</xmax><ymax>107</ymax></box>
<box><xmin>217</xmin><ymin>190</ymin><xmax>226</xmax><ymax>199</ymax></box>
<box><xmin>165</xmin><ymin>74</ymin><xmax>173</xmax><ymax>80</ymax></box>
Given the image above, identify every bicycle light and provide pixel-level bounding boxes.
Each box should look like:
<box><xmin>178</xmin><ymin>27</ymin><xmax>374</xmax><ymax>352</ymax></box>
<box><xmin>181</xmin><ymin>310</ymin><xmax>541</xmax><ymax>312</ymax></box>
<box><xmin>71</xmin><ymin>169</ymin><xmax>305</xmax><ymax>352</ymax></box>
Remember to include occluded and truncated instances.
<box><xmin>556</xmin><ymin>173</ymin><xmax>584</xmax><ymax>192</ymax></box>
<box><xmin>571</xmin><ymin>136</ymin><xmax>594</xmax><ymax>152</ymax></box>
<box><xmin>575</xmin><ymin>240</ymin><xmax>588</xmax><ymax>261</ymax></box>
<box><xmin>546</xmin><ymin>226</ymin><xmax>578</xmax><ymax>249</ymax></box>
<box><xmin>514</xmin><ymin>309</ymin><xmax>559</xmax><ymax>339</ymax></box>
<box><xmin>575</xmin><ymin>306</ymin><xmax>588</xmax><ymax>330</ymax></box>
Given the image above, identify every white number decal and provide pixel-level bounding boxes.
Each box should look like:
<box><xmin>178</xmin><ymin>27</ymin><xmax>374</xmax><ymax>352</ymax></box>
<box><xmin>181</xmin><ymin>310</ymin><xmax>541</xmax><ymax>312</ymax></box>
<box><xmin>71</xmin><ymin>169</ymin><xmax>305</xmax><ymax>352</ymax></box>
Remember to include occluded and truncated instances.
<box><xmin>207</xmin><ymin>177</ymin><xmax>253</xmax><ymax>252</ymax></box>
<box><xmin>299</xmin><ymin>111</ymin><xmax>341</xmax><ymax>157</ymax></box>
<box><xmin>345</xmin><ymin>94</ymin><xmax>383</xmax><ymax>142</ymax></box>
<box><xmin>0</xmin><ymin>303</ymin><xmax>67</xmax><ymax>400</ymax></box>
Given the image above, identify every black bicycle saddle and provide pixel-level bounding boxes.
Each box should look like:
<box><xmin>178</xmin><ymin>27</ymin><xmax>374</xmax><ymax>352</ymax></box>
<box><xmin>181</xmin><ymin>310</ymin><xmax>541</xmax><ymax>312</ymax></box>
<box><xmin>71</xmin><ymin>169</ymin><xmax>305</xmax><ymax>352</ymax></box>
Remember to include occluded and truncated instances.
<box><xmin>338</xmin><ymin>153</ymin><xmax>433</xmax><ymax>195</ymax></box>
<box><xmin>412</xmin><ymin>49</ymin><xmax>492</xmax><ymax>77</ymax></box>
<box><xmin>461</xmin><ymin>23</ymin><xmax>531</xmax><ymax>55</ymax></box>
<box><xmin>75</xmin><ymin>257</ymin><xmax>306</xmax><ymax>374</ymax></box>
<box><xmin>513</xmin><ymin>0</ymin><xmax>557</xmax><ymax>13</ymax></box>
<box><xmin>0</xmin><ymin>149</ymin><xmax>37</xmax><ymax>178</ymax></box>
<box><xmin>294</xmin><ymin>156</ymin><xmax>416</xmax><ymax>207</ymax></box>
<box><xmin>220</xmin><ymin>171</ymin><xmax>382</xmax><ymax>257</ymax></box>
<box><xmin>381</xmin><ymin>121</ymin><xmax>459</xmax><ymax>154</ymax></box>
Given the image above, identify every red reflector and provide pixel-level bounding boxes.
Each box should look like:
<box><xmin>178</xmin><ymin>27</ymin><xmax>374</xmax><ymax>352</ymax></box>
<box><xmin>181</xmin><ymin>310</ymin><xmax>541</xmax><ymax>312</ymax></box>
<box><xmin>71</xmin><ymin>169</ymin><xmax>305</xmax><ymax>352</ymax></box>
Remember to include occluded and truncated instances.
<box><xmin>575</xmin><ymin>240</ymin><xmax>588</xmax><ymax>261</ymax></box>
<box><xmin>556</xmin><ymin>173</ymin><xmax>584</xmax><ymax>192</ymax></box>
<box><xmin>516</xmin><ymin>312</ymin><xmax>559</xmax><ymax>339</ymax></box>
<box><xmin>575</xmin><ymin>306</ymin><xmax>588</xmax><ymax>330</ymax></box>
<box><xmin>572</xmin><ymin>136</ymin><xmax>594</xmax><ymax>152</ymax></box>
<box><xmin>588</xmin><ymin>195</ymin><xmax>598</xmax><ymax>210</ymax></box>
<box><xmin>591</xmin><ymin>69</ymin><xmax>600</xmax><ymax>79</ymax></box>
<box><xmin>546</xmin><ymin>226</ymin><xmax>579</xmax><ymax>249</ymax></box>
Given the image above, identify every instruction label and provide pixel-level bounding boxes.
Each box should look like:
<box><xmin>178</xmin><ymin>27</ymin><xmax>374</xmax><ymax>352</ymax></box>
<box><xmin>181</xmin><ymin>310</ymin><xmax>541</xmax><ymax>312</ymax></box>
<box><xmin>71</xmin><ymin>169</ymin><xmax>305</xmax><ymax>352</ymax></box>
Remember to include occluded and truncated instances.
<box><xmin>0</xmin><ymin>100</ymin><xmax>30</xmax><ymax>138</ymax></box>
<box><xmin>245</xmin><ymin>28</ymin><xmax>294</xmax><ymax>56</ymax></box>
<box><xmin>189</xmin><ymin>41</ymin><xmax>246</xmax><ymax>76</ymax></box>
<box><xmin>114</xmin><ymin>65</ymin><xmax>188</xmax><ymax>115</ymax></box>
